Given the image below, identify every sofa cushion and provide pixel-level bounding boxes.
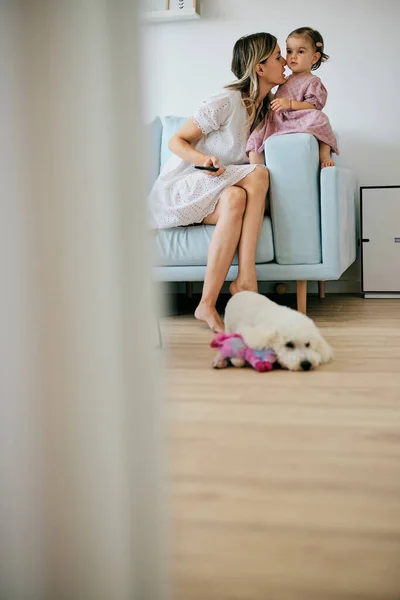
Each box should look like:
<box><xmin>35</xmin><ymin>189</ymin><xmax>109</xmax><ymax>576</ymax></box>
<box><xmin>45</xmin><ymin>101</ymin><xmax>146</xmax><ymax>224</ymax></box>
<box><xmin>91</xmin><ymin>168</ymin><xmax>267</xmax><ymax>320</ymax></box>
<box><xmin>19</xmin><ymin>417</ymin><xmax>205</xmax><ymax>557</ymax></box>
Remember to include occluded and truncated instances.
<box><xmin>160</xmin><ymin>116</ymin><xmax>188</xmax><ymax>170</ymax></box>
<box><xmin>154</xmin><ymin>216</ymin><xmax>274</xmax><ymax>267</ymax></box>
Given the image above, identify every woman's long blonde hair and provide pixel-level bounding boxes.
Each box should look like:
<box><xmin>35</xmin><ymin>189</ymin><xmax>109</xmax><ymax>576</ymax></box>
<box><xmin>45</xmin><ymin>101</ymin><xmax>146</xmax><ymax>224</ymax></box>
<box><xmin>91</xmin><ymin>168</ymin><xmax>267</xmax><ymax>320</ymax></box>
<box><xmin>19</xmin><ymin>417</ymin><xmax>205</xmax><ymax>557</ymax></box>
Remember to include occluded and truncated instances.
<box><xmin>225</xmin><ymin>32</ymin><xmax>277</xmax><ymax>132</ymax></box>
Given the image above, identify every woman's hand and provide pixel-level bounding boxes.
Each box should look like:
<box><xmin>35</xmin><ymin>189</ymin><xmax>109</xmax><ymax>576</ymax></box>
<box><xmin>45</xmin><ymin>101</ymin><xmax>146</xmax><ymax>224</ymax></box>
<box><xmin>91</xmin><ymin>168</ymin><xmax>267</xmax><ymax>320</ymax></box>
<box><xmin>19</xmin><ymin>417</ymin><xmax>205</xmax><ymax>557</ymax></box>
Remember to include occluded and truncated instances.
<box><xmin>270</xmin><ymin>97</ymin><xmax>291</xmax><ymax>112</ymax></box>
<box><xmin>203</xmin><ymin>156</ymin><xmax>226</xmax><ymax>177</ymax></box>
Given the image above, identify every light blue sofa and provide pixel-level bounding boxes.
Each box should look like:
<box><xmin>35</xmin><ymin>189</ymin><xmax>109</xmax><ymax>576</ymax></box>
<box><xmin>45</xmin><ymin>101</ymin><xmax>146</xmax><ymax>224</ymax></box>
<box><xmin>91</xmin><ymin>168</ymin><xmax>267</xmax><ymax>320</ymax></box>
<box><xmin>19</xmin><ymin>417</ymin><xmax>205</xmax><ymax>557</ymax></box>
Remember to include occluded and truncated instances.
<box><xmin>149</xmin><ymin>116</ymin><xmax>357</xmax><ymax>312</ymax></box>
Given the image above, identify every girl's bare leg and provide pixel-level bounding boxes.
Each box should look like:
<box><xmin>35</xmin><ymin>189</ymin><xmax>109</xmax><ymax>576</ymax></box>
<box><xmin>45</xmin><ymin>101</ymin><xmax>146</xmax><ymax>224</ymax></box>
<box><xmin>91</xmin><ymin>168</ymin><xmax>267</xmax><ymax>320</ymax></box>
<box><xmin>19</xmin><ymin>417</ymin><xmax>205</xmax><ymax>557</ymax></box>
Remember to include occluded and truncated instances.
<box><xmin>194</xmin><ymin>186</ymin><xmax>247</xmax><ymax>332</ymax></box>
<box><xmin>229</xmin><ymin>166</ymin><xmax>270</xmax><ymax>295</ymax></box>
<box><xmin>319</xmin><ymin>142</ymin><xmax>335</xmax><ymax>168</ymax></box>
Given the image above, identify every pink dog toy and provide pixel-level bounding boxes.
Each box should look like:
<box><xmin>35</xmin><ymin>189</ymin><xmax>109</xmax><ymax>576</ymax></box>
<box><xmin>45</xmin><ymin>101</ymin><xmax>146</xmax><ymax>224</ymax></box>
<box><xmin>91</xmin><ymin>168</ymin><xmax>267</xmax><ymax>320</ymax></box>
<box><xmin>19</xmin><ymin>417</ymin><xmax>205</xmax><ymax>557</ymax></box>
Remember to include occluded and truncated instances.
<box><xmin>210</xmin><ymin>332</ymin><xmax>277</xmax><ymax>372</ymax></box>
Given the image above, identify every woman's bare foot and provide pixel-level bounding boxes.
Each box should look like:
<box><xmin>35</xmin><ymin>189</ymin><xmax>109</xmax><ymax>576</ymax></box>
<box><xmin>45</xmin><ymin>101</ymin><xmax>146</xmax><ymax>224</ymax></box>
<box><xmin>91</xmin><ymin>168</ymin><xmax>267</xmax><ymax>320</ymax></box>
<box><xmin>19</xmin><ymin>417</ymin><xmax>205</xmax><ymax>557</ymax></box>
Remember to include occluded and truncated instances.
<box><xmin>229</xmin><ymin>278</ymin><xmax>258</xmax><ymax>295</ymax></box>
<box><xmin>194</xmin><ymin>301</ymin><xmax>224</xmax><ymax>333</ymax></box>
<box><xmin>319</xmin><ymin>146</ymin><xmax>335</xmax><ymax>169</ymax></box>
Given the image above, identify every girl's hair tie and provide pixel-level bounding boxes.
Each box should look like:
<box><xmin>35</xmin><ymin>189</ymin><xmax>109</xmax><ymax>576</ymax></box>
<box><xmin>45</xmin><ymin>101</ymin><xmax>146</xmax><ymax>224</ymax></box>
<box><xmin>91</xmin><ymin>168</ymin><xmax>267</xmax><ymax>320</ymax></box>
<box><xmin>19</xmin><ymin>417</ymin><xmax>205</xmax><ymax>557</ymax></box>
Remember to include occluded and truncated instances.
<box><xmin>316</xmin><ymin>42</ymin><xmax>323</xmax><ymax>47</ymax></box>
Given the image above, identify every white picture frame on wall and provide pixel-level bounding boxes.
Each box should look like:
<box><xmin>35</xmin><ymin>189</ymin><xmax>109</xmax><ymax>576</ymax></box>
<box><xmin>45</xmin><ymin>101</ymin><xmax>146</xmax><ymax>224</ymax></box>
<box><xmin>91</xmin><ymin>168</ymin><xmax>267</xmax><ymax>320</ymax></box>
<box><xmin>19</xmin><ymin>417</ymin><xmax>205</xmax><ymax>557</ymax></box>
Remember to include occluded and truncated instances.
<box><xmin>167</xmin><ymin>0</ymin><xmax>197</xmax><ymax>10</ymax></box>
<box><xmin>143</xmin><ymin>0</ymin><xmax>200</xmax><ymax>23</ymax></box>
<box><xmin>145</xmin><ymin>0</ymin><xmax>166</xmax><ymax>10</ymax></box>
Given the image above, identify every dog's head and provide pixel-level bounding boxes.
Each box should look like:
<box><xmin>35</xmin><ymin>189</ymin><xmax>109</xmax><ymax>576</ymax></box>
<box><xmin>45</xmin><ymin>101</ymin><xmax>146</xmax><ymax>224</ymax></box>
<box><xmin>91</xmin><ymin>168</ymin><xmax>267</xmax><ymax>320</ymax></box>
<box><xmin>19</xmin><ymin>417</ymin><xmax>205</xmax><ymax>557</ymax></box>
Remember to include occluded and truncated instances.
<box><xmin>241</xmin><ymin>313</ymin><xmax>333</xmax><ymax>371</ymax></box>
<box><xmin>274</xmin><ymin>326</ymin><xmax>333</xmax><ymax>371</ymax></box>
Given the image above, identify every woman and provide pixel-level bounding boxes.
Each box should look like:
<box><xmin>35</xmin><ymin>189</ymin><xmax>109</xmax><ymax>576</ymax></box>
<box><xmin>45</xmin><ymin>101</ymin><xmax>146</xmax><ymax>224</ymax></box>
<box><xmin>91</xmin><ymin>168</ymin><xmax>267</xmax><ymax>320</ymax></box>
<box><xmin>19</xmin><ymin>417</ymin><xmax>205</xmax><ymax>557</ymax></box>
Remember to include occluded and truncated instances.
<box><xmin>149</xmin><ymin>33</ymin><xmax>287</xmax><ymax>332</ymax></box>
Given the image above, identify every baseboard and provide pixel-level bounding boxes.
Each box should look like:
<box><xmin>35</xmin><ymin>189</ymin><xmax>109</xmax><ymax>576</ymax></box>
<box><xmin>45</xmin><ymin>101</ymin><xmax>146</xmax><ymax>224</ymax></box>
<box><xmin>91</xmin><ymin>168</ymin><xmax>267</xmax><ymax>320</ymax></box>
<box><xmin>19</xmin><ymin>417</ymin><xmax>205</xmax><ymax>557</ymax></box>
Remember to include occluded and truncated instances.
<box><xmin>156</xmin><ymin>259</ymin><xmax>362</xmax><ymax>296</ymax></box>
<box><xmin>364</xmin><ymin>293</ymin><xmax>400</xmax><ymax>299</ymax></box>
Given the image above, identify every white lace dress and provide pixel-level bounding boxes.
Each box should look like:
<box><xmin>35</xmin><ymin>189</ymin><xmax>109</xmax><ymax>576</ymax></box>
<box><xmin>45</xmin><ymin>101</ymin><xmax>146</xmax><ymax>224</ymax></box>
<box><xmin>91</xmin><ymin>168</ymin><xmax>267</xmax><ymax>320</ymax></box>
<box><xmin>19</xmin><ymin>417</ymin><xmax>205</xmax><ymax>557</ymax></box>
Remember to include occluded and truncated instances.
<box><xmin>148</xmin><ymin>89</ymin><xmax>260</xmax><ymax>229</ymax></box>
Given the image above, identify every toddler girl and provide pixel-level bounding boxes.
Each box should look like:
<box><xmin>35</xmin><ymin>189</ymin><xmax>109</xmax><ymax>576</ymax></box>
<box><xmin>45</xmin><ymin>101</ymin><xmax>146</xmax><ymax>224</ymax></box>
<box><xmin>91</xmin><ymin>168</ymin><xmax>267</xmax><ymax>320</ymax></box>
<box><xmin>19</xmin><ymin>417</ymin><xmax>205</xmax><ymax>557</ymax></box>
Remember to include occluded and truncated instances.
<box><xmin>246</xmin><ymin>27</ymin><xmax>338</xmax><ymax>168</ymax></box>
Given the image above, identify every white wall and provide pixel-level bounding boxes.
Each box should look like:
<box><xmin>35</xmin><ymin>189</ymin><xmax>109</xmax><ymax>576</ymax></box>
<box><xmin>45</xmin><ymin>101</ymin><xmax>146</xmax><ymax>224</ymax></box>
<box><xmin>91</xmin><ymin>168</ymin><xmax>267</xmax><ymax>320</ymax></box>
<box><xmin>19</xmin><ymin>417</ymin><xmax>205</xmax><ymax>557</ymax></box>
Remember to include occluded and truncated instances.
<box><xmin>142</xmin><ymin>0</ymin><xmax>400</xmax><ymax>293</ymax></box>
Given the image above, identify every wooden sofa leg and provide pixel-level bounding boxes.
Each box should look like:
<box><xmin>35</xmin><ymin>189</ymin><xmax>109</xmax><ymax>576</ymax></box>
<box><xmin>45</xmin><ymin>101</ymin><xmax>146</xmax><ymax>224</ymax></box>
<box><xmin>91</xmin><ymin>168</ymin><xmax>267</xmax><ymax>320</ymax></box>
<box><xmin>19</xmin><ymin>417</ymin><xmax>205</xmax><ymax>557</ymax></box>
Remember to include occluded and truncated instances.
<box><xmin>185</xmin><ymin>281</ymin><xmax>193</xmax><ymax>299</ymax></box>
<box><xmin>318</xmin><ymin>281</ymin><xmax>326</xmax><ymax>299</ymax></box>
<box><xmin>296</xmin><ymin>280</ymin><xmax>307</xmax><ymax>314</ymax></box>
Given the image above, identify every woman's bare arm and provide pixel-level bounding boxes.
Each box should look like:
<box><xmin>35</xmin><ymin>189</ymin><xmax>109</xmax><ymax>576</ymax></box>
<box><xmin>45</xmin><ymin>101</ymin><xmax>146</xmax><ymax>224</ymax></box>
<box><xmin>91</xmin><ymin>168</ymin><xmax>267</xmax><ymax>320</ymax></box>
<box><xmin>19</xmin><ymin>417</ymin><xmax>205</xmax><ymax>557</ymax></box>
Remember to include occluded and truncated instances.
<box><xmin>168</xmin><ymin>119</ymin><xmax>207</xmax><ymax>163</ymax></box>
<box><xmin>168</xmin><ymin>119</ymin><xmax>225</xmax><ymax>176</ymax></box>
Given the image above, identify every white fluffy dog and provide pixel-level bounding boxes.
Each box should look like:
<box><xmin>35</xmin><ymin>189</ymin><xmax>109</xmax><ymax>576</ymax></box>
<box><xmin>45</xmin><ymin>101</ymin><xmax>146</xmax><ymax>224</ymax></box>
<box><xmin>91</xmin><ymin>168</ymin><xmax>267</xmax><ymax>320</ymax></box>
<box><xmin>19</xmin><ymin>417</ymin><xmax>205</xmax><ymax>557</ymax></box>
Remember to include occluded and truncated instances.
<box><xmin>224</xmin><ymin>291</ymin><xmax>333</xmax><ymax>371</ymax></box>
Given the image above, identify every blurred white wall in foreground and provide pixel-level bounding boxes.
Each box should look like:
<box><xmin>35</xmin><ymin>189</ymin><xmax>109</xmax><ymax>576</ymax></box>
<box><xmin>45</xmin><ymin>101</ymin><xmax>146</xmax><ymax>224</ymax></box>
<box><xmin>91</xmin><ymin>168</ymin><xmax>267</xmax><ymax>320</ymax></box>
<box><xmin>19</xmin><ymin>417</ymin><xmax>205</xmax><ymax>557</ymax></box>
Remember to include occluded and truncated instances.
<box><xmin>0</xmin><ymin>1</ymin><xmax>166</xmax><ymax>599</ymax></box>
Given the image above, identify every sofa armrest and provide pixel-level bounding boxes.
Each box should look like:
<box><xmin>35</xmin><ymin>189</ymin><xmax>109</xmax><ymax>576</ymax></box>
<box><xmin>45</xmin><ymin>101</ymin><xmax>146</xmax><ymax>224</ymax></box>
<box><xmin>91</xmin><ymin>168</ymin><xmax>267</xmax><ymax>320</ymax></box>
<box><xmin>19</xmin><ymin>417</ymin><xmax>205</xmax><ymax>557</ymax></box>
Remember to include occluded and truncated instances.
<box><xmin>265</xmin><ymin>133</ymin><xmax>321</xmax><ymax>265</ymax></box>
<box><xmin>320</xmin><ymin>166</ymin><xmax>357</xmax><ymax>275</ymax></box>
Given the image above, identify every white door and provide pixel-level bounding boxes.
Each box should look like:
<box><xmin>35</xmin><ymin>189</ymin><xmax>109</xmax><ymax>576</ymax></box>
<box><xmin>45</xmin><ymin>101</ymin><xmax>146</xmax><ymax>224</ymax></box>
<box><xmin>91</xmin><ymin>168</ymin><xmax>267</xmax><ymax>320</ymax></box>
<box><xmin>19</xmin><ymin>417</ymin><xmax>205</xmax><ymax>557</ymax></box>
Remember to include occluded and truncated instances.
<box><xmin>362</xmin><ymin>188</ymin><xmax>400</xmax><ymax>292</ymax></box>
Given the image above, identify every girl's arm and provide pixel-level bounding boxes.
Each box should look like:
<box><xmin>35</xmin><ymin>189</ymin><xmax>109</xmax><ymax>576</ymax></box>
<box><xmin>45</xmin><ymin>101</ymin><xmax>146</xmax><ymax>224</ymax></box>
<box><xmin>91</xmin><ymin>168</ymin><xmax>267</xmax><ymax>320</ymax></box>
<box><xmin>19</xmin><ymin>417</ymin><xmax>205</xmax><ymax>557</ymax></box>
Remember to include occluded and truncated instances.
<box><xmin>290</xmin><ymin>100</ymin><xmax>315</xmax><ymax>110</ymax></box>
<box><xmin>270</xmin><ymin>98</ymin><xmax>315</xmax><ymax>112</ymax></box>
<box><xmin>168</xmin><ymin>119</ymin><xmax>225</xmax><ymax>175</ymax></box>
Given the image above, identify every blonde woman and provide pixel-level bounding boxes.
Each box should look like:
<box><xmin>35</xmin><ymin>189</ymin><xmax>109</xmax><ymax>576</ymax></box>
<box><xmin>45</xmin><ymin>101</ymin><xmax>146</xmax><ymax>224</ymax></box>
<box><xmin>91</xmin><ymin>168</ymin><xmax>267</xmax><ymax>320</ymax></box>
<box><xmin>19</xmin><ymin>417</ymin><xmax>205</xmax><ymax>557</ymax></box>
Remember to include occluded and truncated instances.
<box><xmin>149</xmin><ymin>33</ymin><xmax>286</xmax><ymax>332</ymax></box>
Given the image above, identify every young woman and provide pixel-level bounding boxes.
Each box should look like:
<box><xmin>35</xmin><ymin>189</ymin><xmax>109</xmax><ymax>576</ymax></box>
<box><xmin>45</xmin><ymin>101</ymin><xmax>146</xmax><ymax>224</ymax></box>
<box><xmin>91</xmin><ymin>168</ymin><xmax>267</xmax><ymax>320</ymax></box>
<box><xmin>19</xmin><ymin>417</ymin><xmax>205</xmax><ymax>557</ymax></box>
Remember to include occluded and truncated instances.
<box><xmin>149</xmin><ymin>32</ymin><xmax>286</xmax><ymax>332</ymax></box>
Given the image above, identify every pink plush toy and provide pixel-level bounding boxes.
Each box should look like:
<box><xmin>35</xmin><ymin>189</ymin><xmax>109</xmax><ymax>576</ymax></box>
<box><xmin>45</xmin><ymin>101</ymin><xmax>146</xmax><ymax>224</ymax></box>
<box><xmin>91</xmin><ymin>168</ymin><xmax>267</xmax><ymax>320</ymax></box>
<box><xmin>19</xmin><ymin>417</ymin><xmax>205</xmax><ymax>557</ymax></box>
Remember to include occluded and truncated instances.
<box><xmin>211</xmin><ymin>332</ymin><xmax>277</xmax><ymax>372</ymax></box>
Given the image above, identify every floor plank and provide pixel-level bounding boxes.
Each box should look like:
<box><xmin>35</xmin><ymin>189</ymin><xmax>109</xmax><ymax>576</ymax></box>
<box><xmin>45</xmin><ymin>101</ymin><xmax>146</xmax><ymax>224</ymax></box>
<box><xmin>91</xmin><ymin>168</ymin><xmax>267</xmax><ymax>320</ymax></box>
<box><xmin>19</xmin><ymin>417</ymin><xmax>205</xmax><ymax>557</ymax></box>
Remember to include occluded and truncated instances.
<box><xmin>162</xmin><ymin>295</ymin><xmax>400</xmax><ymax>600</ymax></box>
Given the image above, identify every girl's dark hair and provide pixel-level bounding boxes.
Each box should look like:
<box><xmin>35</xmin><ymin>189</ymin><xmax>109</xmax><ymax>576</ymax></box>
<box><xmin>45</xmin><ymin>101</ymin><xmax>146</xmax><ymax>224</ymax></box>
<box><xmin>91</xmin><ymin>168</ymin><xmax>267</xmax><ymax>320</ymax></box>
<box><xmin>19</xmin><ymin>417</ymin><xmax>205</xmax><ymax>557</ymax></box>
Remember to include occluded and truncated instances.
<box><xmin>287</xmin><ymin>27</ymin><xmax>329</xmax><ymax>70</ymax></box>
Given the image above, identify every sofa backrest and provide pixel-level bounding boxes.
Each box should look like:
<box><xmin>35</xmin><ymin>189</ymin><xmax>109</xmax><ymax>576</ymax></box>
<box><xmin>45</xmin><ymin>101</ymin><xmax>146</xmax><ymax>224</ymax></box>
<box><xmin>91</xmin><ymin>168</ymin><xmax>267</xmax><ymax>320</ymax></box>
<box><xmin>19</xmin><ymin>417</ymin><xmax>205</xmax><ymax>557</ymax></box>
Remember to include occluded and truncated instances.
<box><xmin>159</xmin><ymin>116</ymin><xmax>188</xmax><ymax>170</ymax></box>
<box><xmin>146</xmin><ymin>117</ymin><xmax>162</xmax><ymax>192</ymax></box>
<box><xmin>147</xmin><ymin>116</ymin><xmax>188</xmax><ymax>190</ymax></box>
<box><xmin>146</xmin><ymin>115</ymin><xmax>188</xmax><ymax>190</ymax></box>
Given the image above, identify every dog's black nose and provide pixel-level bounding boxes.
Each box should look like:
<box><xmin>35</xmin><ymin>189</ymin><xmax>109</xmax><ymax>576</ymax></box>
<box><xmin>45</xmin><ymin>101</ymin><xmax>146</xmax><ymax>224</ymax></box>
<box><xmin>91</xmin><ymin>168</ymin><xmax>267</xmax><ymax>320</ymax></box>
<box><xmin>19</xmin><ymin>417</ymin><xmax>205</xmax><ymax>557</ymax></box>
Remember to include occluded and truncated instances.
<box><xmin>301</xmin><ymin>360</ymin><xmax>312</xmax><ymax>371</ymax></box>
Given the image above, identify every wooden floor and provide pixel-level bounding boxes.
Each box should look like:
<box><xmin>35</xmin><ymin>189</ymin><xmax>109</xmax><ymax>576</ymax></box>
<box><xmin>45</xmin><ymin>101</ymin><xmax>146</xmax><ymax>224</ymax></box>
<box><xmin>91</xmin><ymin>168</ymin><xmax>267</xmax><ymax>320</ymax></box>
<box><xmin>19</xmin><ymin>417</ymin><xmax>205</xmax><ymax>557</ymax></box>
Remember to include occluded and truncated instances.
<box><xmin>161</xmin><ymin>296</ymin><xmax>400</xmax><ymax>600</ymax></box>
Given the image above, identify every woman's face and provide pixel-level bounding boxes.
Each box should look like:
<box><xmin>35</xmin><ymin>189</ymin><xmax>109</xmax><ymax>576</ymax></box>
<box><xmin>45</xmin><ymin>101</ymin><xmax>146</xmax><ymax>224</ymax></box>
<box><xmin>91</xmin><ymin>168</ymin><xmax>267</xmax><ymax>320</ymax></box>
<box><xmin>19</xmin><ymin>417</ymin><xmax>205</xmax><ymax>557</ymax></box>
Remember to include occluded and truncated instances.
<box><xmin>263</xmin><ymin>44</ymin><xmax>286</xmax><ymax>85</ymax></box>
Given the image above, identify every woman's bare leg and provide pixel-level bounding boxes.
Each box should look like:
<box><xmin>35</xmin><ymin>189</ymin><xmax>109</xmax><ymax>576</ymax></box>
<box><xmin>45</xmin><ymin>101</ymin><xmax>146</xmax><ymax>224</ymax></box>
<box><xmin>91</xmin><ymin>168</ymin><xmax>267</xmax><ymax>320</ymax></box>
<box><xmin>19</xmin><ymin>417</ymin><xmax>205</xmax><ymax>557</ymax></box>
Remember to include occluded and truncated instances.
<box><xmin>229</xmin><ymin>166</ymin><xmax>269</xmax><ymax>295</ymax></box>
<box><xmin>194</xmin><ymin>187</ymin><xmax>247</xmax><ymax>332</ymax></box>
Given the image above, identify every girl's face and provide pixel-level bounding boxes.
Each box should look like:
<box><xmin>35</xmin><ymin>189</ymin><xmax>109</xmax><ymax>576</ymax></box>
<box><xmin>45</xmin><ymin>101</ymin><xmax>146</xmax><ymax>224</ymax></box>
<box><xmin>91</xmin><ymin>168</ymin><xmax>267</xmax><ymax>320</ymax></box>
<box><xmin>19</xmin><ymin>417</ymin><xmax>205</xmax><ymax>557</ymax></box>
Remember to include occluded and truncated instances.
<box><xmin>261</xmin><ymin>44</ymin><xmax>287</xmax><ymax>85</ymax></box>
<box><xmin>286</xmin><ymin>36</ymin><xmax>320</xmax><ymax>74</ymax></box>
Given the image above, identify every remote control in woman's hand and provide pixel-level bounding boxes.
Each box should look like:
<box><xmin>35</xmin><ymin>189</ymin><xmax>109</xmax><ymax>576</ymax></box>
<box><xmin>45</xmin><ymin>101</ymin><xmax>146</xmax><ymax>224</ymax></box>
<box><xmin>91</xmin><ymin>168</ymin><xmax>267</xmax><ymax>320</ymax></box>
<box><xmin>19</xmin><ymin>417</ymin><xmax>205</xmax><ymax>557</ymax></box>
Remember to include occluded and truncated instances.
<box><xmin>194</xmin><ymin>165</ymin><xmax>219</xmax><ymax>172</ymax></box>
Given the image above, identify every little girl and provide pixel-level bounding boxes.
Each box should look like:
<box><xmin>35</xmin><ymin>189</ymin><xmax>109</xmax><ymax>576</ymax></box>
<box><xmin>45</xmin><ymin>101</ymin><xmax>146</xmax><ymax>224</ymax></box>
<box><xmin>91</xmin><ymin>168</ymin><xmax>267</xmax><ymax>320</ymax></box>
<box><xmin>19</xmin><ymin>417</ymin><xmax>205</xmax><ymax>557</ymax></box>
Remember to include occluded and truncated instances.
<box><xmin>246</xmin><ymin>27</ymin><xmax>338</xmax><ymax>168</ymax></box>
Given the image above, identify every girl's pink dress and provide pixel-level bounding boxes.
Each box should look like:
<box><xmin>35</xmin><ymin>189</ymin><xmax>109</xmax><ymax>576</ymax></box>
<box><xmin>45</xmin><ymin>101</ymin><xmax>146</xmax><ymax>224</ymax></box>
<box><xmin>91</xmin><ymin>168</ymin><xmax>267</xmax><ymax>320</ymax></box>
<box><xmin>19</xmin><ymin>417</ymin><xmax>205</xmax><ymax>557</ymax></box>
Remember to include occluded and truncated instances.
<box><xmin>246</xmin><ymin>73</ymin><xmax>339</xmax><ymax>155</ymax></box>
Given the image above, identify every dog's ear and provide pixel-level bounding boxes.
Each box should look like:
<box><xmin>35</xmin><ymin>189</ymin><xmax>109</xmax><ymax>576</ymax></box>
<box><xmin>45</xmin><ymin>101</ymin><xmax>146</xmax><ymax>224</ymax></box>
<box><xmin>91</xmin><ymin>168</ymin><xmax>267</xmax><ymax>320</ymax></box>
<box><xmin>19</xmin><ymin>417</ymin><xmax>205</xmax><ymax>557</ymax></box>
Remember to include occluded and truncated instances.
<box><xmin>239</xmin><ymin>326</ymin><xmax>279</xmax><ymax>350</ymax></box>
<box><xmin>315</xmin><ymin>333</ymin><xmax>333</xmax><ymax>364</ymax></box>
